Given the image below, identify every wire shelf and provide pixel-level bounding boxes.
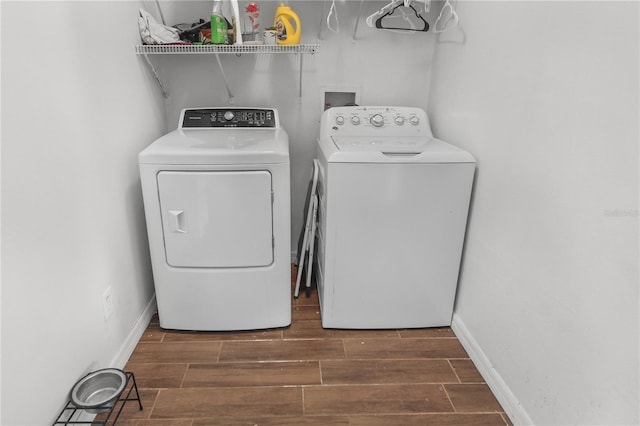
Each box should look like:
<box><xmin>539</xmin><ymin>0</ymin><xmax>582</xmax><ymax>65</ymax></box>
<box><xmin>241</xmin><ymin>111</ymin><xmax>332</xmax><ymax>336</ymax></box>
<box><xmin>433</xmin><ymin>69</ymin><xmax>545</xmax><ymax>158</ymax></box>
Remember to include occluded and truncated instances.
<box><xmin>135</xmin><ymin>44</ymin><xmax>319</xmax><ymax>55</ymax></box>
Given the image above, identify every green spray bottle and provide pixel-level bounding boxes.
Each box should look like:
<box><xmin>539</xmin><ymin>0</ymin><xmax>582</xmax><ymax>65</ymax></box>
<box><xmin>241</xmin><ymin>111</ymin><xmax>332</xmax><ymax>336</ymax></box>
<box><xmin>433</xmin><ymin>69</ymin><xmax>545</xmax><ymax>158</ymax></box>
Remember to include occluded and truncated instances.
<box><xmin>211</xmin><ymin>0</ymin><xmax>228</xmax><ymax>44</ymax></box>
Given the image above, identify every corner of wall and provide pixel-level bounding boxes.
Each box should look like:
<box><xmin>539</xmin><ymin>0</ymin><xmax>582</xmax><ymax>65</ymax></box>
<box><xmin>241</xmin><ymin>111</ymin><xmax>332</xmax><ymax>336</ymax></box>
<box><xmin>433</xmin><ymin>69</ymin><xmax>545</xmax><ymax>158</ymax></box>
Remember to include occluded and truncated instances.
<box><xmin>110</xmin><ymin>295</ymin><xmax>157</xmax><ymax>369</ymax></box>
<box><xmin>451</xmin><ymin>314</ymin><xmax>533</xmax><ymax>426</ymax></box>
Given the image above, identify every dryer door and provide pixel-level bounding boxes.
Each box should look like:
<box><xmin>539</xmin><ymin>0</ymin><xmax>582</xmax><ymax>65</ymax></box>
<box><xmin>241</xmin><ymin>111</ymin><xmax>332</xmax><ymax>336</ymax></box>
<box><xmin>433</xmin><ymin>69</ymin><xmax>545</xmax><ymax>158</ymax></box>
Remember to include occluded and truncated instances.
<box><xmin>157</xmin><ymin>170</ymin><xmax>273</xmax><ymax>268</ymax></box>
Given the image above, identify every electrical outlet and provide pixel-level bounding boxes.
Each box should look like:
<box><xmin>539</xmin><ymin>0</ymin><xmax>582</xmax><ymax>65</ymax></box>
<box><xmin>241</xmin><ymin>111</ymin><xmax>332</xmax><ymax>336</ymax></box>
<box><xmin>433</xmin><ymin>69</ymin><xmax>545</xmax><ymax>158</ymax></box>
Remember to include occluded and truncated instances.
<box><xmin>102</xmin><ymin>287</ymin><xmax>114</xmax><ymax>321</ymax></box>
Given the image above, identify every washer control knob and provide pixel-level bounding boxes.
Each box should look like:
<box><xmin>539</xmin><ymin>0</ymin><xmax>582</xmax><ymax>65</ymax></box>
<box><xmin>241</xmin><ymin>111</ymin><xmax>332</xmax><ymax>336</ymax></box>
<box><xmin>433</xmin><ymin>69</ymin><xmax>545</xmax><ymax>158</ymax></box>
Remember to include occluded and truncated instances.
<box><xmin>224</xmin><ymin>111</ymin><xmax>235</xmax><ymax>121</ymax></box>
<box><xmin>351</xmin><ymin>115</ymin><xmax>361</xmax><ymax>125</ymax></box>
<box><xmin>409</xmin><ymin>115</ymin><xmax>420</xmax><ymax>125</ymax></box>
<box><xmin>335</xmin><ymin>115</ymin><xmax>345</xmax><ymax>125</ymax></box>
<box><xmin>394</xmin><ymin>116</ymin><xmax>405</xmax><ymax>125</ymax></box>
<box><xmin>370</xmin><ymin>114</ymin><xmax>385</xmax><ymax>127</ymax></box>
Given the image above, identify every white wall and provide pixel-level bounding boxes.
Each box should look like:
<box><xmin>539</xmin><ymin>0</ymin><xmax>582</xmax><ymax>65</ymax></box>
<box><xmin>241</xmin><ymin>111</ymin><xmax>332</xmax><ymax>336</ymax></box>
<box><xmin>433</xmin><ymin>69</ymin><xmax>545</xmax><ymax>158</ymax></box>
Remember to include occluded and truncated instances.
<box><xmin>1</xmin><ymin>2</ymin><xmax>165</xmax><ymax>424</ymax></box>
<box><xmin>148</xmin><ymin>0</ymin><xmax>439</xmax><ymax>253</ymax></box>
<box><xmin>0</xmin><ymin>1</ymin><xmax>439</xmax><ymax>423</ymax></box>
<box><xmin>427</xmin><ymin>1</ymin><xmax>639</xmax><ymax>424</ymax></box>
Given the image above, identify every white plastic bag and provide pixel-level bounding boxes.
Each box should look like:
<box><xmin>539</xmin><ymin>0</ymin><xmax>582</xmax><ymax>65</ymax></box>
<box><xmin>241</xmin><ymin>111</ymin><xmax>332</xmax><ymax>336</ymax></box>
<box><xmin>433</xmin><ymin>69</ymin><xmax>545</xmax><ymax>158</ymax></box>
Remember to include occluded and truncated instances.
<box><xmin>138</xmin><ymin>9</ymin><xmax>180</xmax><ymax>44</ymax></box>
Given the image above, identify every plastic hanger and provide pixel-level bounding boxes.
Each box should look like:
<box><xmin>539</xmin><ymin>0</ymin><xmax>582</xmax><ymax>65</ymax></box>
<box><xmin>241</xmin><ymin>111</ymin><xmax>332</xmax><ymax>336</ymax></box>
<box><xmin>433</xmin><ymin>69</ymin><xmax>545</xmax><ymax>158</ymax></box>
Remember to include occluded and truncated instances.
<box><xmin>375</xmin><ymin>3</ymin><xmax>429</xmax><ymax>32</ymax></box>
<box><xmin>365</xmin><ymin>0</ymin><xmax>403</xmax><ymax>28</ymax></box>
<box><xmin>434</xmin><ymin>0</ymin><xmax>459</xmax><ymax>33</ymax></box>
<box><xmin>326</xmin><ymin>0</ymin><xmax>339</xmax><ymax>33</ymax></box>
<box><xmin>366</xmin><ymin>0</ymin><xmax>430</xmax><ymax>31</ymax></box>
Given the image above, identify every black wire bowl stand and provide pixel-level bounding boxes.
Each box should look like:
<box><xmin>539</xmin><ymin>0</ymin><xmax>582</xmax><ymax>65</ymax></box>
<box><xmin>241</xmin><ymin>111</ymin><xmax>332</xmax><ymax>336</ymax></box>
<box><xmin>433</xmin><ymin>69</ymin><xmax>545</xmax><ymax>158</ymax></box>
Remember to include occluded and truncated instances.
<box><xmin>53</xmin><ymin>372</ymin><xmax>142</xmax><ymax>425</ymax></box>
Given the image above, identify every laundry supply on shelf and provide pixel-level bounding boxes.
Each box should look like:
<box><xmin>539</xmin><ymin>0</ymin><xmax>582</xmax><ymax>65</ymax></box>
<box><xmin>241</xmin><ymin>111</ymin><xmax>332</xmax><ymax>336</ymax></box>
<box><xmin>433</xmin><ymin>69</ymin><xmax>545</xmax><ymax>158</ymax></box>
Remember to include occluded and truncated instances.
<box><xmin>173</xmin><ymin>19</ymin><xmax>210</xmax><ymax>43</ymax></box>
<box><xmin>211</xmin><ymin>0</ymin><xmax>229</xmax><ymax>44</ymax></box>
<box><xmin>230</xmin><ymin>0</ymin><xmax>243</xmax><ymax>45</ymax></box>
<box><xmin>274</xmin><ymin>3</ymin><xmax>301</xmax><ymax>45</ymax></box>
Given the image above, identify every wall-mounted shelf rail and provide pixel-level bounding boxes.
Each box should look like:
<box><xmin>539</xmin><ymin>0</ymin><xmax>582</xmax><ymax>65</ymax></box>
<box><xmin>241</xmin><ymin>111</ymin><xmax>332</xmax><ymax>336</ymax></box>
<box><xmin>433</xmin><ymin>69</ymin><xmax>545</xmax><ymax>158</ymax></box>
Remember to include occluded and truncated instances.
<box><xmin>135</xmin><ymin>44</ymin><xmax>318</xmax><ymax>55</ymax></box>
<box><xmin>135</xmin><ymin>44</ymin><xmax>320</xmax><ymax>99</ymax></box>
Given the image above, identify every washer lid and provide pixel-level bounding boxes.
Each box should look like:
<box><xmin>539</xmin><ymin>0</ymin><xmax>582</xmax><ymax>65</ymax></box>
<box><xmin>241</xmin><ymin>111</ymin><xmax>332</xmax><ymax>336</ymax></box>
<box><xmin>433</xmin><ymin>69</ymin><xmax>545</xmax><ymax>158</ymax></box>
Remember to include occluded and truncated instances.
<box><xmin>328</xmin><ymin>136</ymin><xmax>475</xmax><ymax>163</ymax></box>
<box><xmin>332</xmin><ymin>135</ymin><xmax>433</xmax><ymax>152</ymax></box>
<box><xmin>139</xmin><ymin>128</ymin><xmax>289</xmax><ymax>165</ymax></box>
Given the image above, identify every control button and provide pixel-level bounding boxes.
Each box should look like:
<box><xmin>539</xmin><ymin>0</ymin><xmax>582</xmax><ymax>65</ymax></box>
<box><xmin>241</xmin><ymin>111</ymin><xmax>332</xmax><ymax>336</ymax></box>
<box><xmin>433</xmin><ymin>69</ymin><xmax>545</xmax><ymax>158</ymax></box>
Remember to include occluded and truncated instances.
<box><xmin>370</xmin><ymin>114</ymin><xmax>385</xmax><ymax>127</ymax></box>
<box><xmin>409</xmin><ymin>115</ymin><xmax>420</xmax><ymax>125</ymax></box>
<box><xmin>335</xmin><ymin>116</ymin><xmax>345</xmax><ymax>125</ymax></box>
<box><xmin>394</xmin><ymin>116</ymin><xmax>405</xmax><ymax>125</ymax></box>
<box><xmin>351</xmin><ymin>116</ymin><xmax>361</xmax><ymax>125</ymax></box>
<box><xmin>224</xmin><ymin>111</ymin><xmax>235</xmax><ymax>121</ymax></box>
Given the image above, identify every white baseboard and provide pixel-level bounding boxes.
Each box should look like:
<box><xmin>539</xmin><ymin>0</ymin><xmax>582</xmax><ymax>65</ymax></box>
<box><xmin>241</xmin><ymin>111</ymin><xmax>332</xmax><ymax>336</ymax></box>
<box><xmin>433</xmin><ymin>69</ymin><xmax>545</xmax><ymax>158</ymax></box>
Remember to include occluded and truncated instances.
<box><xmin>110</xmin><ymin>294</ymin><xmax>157</xmax><ymax>369</ymax></box>
<box><xmin>53</xmin><ymin>296</ymin><xmax>157</xmax><ymax>425</ymax></box>
<box><xmin>451</xmin><ymin>313</ymin><xmax>534</xmax><ymax>426</ymax></box>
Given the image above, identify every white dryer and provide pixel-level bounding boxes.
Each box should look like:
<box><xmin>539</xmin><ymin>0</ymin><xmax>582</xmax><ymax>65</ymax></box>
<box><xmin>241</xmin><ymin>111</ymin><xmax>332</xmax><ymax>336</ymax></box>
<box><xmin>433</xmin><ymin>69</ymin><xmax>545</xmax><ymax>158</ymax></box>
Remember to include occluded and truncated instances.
<box><xmin>139</xmin><ymin>108</ymin><xmax>290</xmax><ymax>331</ymax></box>
<box><xmin>315</xmin><ymin>106</ymin><xmax>475</xmax><ymax>329</ymax></box>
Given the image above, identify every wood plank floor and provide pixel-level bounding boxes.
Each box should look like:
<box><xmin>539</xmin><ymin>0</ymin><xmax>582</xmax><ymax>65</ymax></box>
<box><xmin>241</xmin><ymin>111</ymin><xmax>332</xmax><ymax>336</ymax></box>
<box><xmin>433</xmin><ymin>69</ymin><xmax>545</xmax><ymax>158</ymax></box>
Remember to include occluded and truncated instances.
<box><xmin>118</xmin><ymin>268</ymin><xmax>511</xmax><ymax>425</ymax></box>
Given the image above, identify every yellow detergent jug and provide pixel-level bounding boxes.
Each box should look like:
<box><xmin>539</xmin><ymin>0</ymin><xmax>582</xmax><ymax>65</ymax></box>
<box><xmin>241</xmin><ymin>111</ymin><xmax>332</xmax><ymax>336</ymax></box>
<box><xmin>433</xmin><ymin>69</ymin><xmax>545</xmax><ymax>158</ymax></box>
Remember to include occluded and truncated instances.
<box><xmin>274</xmin><ymin>3</ymin><xmax>301</xmax><ymax>45</ymax></box>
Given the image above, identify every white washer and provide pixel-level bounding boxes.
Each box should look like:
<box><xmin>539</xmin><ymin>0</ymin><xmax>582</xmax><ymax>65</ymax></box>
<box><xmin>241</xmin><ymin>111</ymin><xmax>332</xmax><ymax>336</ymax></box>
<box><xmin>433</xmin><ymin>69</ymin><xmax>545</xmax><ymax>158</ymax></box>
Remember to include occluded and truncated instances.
<box><xmin>139</xmin><ymin>108</ymin><xmax>291</xmax><ymax>331</ymax></box>
<box><xmin>315</xmin><ymin>106</ymin><xmax>475</xmax><ymax>329</ymax></box>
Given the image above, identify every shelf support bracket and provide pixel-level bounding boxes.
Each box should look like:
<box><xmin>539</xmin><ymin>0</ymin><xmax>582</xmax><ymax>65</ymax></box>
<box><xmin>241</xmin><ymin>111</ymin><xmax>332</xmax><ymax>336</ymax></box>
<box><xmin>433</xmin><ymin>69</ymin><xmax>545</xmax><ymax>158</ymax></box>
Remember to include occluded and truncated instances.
<box><xmin>214</xmin><ymin>52</ymin><xmax>234</xmax><ymax>100</ymax></box>
<box><xmin>298</xmin><ymin>53</ymin><xmax>304</xmax><ymax>99</ymax></box>
<box><xmin>141</xmin><ymin>52</ymin><xmax>168</xmax><ymax>98</ymax></box>
<box><xmin>353</xmin><ymin>0</ymin><xmax>365</xmax><ymax>40</ymax></box>
<box><xmin>135</xmin><ymin>44</ymin><xmax>319</xmax><ymax>101</ymax></box>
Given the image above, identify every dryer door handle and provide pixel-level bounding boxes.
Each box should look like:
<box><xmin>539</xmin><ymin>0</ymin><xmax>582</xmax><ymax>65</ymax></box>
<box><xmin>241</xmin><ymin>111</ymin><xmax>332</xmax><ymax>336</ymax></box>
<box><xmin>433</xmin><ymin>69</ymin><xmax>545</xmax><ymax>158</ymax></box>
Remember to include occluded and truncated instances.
<box><xmin>168</xmin><ymin>209</ymin><xmax>188</xmax><ymax>233</ymax></box>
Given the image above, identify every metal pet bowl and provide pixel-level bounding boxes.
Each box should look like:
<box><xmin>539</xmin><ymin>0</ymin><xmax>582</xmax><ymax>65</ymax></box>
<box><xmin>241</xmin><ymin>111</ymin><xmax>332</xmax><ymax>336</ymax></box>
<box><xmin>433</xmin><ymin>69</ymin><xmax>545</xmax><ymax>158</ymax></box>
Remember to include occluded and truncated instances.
<box><xmin>70</xmin><ymin>368</ymin><xmax>127</xmax><ymax>413</ymax></box>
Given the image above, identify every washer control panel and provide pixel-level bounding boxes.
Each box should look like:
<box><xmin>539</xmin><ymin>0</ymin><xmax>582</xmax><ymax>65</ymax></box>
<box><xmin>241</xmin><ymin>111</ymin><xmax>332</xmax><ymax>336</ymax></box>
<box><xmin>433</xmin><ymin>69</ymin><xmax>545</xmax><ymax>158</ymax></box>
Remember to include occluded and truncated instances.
<box><xmin>324</xmin><ymin>106</ymin><xmax>430</xmax><ymax>137</ymax></box>
<box><xmin>181</xmin><ymin>108</ymin><xmax>277</xmax><ymax>128</ymax></box>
